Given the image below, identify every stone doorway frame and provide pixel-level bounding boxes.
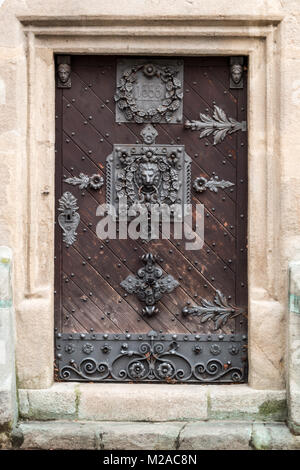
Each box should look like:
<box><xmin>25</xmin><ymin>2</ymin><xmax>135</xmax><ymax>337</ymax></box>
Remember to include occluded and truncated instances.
<box><xmin>14</xmin><ymin>14</ymin><xmax>286</xmax><ymax>420</ymax></box>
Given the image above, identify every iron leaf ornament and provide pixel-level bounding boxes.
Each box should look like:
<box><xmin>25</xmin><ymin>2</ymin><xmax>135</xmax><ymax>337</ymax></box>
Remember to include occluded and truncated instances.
<box><xmin>64</xmin><ymin>173</ymin><xmax>104</xmax><ymax>190</ymax></box>
<box><xmin>182</xmin><ymin>290</ymin><xmax>245</xmax><ymax>330</ymax></box>
<box><xmin>184</xmin><ymin>105</ymin><xmax>246</xmax><ymax>145</ymax></box>
<box><xmin>120</xmin><ymin>253</ymin><xmax>179</xmax><ymax>317</ymax></box>
<box><xmin>193</xmin><ymin>175</ymin><xmax>234</xmax><ymax>193</ymax></box>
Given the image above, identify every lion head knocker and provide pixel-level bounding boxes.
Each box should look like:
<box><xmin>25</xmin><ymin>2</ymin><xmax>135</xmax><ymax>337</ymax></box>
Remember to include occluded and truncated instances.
<box><xmin>136</xmin><ymin>161</ymin><xmax>161</xmax><ymax>203</ymax></box>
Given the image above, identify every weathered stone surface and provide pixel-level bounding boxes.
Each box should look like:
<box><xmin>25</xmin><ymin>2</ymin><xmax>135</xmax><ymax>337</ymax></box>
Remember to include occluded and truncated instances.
<box><xmin>251</xmin><ymin>423</ymin><xmax>300</xmax><ymax>450</ymax></box>
<box><xmin>19</xmin><ymin>421</ymin><xmax>97</xmax><ymax>450</ymax></box>
<box><xmin>19</xmin><ymin>383</ymin><xmax>78</xmax><ymax>420</ymax></box>
<box><xmin>179</xmin><ymin>421</ymin><xmax>252</xmax><ymax>450</ymax></box>
<box><xmin>77</xmin><ymin>383</ymin><xmax>208</xmax><ymax>422</ymax></box>
<box><xmin>287</xmin><ymin>261</ymin><xmax>300</xmax><ymax>433</ymax></box>
<box><xmin>0</xmin><ymin>387</ymin><xmax>14</xmax><ymax>426</ymax></box>
<box><xmin>208</xmin><ymin>385</ymin><xmax>286</xmax><ymax>421</ymax></box>
<box><xmin>18</xmin><ymin>383</ymin><xmax>289</xmax><ymax>423</ymax></box>
<box><xmin>0</xmin><ymin>247</ymin><xmax>16</xmax><ymax>431</ymax></box>
<box><xmin>288</xmin><ymin>381</ymin><xmax>300</xmax><ymax>428</ymax></box>
<box><xmin>14</xmin><ymin>420</ymin><xmax>300</xmax><ymax>450</ymax></box>
<box><xmin>248</xmin><ymin>298</ymin><xmax>285</xmax><ymax>390</ymax></box>
<box><xmin>0</xmin><ymin>431</ymin><xmax>12</xmax><ymax>450</ymax></box>
<box><xmin>97</xmin><ymin>422</ymin><xmax>183</xmax><ymax>450</ymax></box>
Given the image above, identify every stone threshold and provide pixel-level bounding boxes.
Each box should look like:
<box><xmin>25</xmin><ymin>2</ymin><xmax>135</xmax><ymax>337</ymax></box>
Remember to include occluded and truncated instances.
<box><xmin>18</xmin><ymin>383</ymin><xmax>287</xmax><ymax>422</ymax></box>
<box><xmin>5</xmin><ymin>420</ymin><xmax>300</xmax><ymax>450</ymax></box>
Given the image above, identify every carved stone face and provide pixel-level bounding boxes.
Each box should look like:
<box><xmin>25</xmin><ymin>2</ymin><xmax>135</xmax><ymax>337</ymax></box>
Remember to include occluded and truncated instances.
<box><xmin>58</xmin><ymin>64</ymin><xmax>71</xmax><ymax>84</ymax></box>
<box><xmin>231</xmin><ymin>64</ymin><xmax>243</xmax><ymax>84</ymax></box>
<box><xmin>139</xmin><ymin>163</ymin><xmax>160</xmax><ymax>191</ymax></box>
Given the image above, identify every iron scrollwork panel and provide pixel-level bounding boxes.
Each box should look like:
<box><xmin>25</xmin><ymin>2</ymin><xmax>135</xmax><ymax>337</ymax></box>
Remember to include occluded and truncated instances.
<box><xmin>55</xmin><ymin>330</ymin><xmax>248</xmax><ymax>383</ymax></box>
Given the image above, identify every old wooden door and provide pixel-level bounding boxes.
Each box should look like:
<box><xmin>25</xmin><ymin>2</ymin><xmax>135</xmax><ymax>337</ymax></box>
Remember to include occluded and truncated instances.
<box><xmin>54</xmin><ymin>55</ymin><xmax>248</xmax><ymax>383</ymax></box>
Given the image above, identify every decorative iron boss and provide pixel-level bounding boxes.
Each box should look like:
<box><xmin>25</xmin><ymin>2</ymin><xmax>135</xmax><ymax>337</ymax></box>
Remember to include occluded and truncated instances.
<box><xmin>120</xmin><ymin>252</ymin><xmax>179</xmax><ymax>317</ymax></box>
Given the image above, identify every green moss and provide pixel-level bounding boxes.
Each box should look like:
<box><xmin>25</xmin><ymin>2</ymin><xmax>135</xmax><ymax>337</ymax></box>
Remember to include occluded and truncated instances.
<box><xmin>207</xmin><ymin>391</ymin><xmax>211</xmax><ymax>415</ymax></box>
<box><xmin>288</xmin><ymin>420</ymin><xmax>300</xmax><ymax>436</ymax></box>
<box><xmin>258</xmin><ymin>399</ymin><xmax>287</xmax><ymax>420</ymax></box>
<box><xmin>75</xmin><ymin>385</ymin><xmax>81</xmax><ymax>418</ymax></box>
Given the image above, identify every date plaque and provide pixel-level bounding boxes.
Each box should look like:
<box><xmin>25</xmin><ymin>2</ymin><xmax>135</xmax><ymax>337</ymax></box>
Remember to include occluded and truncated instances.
<box><xmin>115</xmin><ymin>58</ymin><xmax>184</xmax><ymax>124</ymax></box>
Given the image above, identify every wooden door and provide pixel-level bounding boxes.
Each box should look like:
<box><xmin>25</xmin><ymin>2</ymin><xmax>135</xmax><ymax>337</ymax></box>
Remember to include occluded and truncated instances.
<box><xmin>54</xmin><ymin>55</ymin><xmax>248</xmax><ymax>383</ymax></box>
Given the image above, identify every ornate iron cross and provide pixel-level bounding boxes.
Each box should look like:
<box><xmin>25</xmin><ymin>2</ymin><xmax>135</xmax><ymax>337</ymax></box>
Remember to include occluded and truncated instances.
<box><xmin>120</xmin><ymin>253</ymin><xmax>179</xmax><ymax>317</ymax></box>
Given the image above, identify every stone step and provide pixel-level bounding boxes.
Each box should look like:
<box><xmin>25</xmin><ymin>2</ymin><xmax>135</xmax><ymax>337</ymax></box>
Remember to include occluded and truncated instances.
<box><xmin>6</xmin><ymin>420</ymin><xmax>300</xmax><ymax>450</ymax></box>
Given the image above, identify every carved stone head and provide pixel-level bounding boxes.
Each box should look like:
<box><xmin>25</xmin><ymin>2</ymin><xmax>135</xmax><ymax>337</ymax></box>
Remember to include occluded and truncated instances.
<box><xmin>230</xmin><ymin>63</ymin><xmax>243</xmax><ymax>84</ymax></box>
<box><xmin>57</xmin><ymin>63</ymin><xmax>71</xmax><ymax>86</ymax></box>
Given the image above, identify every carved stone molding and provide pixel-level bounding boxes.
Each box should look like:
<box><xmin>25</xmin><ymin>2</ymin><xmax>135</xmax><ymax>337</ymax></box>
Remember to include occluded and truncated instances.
<box><xmin>184</xmin><ymin>105</ymin><xmax>246</xmax><ymax>145</ymax></box>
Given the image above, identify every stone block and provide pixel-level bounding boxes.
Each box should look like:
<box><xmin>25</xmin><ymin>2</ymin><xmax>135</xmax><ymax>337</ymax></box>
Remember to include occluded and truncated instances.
<box><xmin>0</xmin><ymin>386</ymin><xmax>14</xmax><ymax>427</ymax></box>
<box><xmin>288</xmin><ymin>261</ymin><xmax>300</xmax><ymax>432</ymax></box>
<box><xmin>179</xmin><ymin>421</ymin><xmax>252</xmax><ymax>450</ymax></box>
<box><xmin>0</xmin><ymin>247</ymin><xmax>16</xmax><ymax>430</ymax></box>
<box><xmin>18</xmin><ymin>383</ymin><xmax>77</xmax><ymax>420</ymax></box>
<box><xmin>77</xmin><ymin>383</ymin><xmax>208</xmax><ymax>422</ymax></box>
<box><xmin>19</xmin><ymin>421</ymin><xmax>97</xmax><ymax>450</ymax></box>
<box><xmin>97</xmin><ymin>421</ymin><xmax>183</xmax><ymax>450</ymax></box>
<box><xmin>208</xmin><ymin>385</ymin><xmax>286</xmax><ymax>421</ymax></box>
<box><xmin>16</xmin><ymin>420</ymin><xmax>300</xmax><ymax>450</ymax></box>
<box><xmin>251</xmin><ymin>423</ymin><xmax>300</xmax><ymax>450</ymax></box>
<box><xmin>248</xmin><ymin>298</ymin><xmax>285</xmax><ymax>390</ymax></box>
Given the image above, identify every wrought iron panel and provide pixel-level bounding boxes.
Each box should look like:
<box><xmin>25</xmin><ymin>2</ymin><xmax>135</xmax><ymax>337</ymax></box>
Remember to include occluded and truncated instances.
<box><xmin>54</xmin><ymin>55</ymin><xmax>248</xmax><ymax>384</ymax></box>
<box><xmin>55</xmin><ymin>330</ymin><xmax>247</xmax><ymax>383</ymax></box>
<box><xmin>106</xmin><ymin>124</ymin><xmax>191</xmax><ymax>218</ymax></box>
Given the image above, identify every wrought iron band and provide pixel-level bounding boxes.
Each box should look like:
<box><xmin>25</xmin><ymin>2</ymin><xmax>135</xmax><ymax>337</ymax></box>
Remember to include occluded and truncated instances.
<box><xmin>55</xmin><ymin>330</ymin><xmax>248</xmax><ymax>383</ymax></box>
